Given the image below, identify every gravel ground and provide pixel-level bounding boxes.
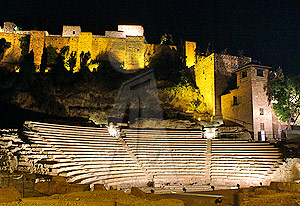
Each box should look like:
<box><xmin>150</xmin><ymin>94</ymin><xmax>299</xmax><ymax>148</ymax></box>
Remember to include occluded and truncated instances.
<box><xmin>0</xmin><ymin>190</ymin><xmax>184</xmax><ymax>206</ymax></box>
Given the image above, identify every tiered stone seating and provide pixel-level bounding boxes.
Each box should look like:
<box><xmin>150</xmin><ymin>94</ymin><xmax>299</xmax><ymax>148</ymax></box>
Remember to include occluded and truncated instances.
<box><xmin>22</xmin><ymin>121</ymin><xmax>151</xmax><ymax>187</ymax></box>
<box><xmin>20</xmin><ymin>121</ymin><xmax>283</xmax><ymax>189</ymax></box>
<box><xmin>122</xmin><ymin>128</ymin><xmax>206</xmax><ymax>184</ymax></box>
<box><xmin>210</xmin><ymin>140</ymin><xmax>282</xmax><ymax>186</ymax></box>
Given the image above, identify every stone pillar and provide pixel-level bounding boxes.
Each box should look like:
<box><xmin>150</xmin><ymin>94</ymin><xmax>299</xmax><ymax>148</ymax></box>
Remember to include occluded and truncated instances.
<box><xmin>205</xmin><ymin>138</ymin><xmax>212</xmax><ymax>185</ymax></box>
<box><xmin>204</xmin><ymin>127</ymin><xmax>217</xmax><ymax>138</ymax></box>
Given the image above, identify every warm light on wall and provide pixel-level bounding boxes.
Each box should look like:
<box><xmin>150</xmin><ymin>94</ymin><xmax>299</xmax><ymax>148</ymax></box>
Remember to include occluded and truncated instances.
<box><xmin>118</xmin><ymin>25</ymin><xmax>144</xmax><ymax>37</ymax></box>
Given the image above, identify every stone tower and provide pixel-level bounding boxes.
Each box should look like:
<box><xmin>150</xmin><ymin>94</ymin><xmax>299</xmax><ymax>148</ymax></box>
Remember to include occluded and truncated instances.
<box><xmin>221</xmin><ymin>63</ymin><xmax>278</xmax><ymax>141</ymax></box>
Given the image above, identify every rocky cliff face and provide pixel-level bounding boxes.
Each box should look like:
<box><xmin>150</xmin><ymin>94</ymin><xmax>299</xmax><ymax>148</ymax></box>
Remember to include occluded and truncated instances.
<box><xmin>8</xmin><ymin>80</ymin><xmax>204</xmax><ymax>129</ymax></box>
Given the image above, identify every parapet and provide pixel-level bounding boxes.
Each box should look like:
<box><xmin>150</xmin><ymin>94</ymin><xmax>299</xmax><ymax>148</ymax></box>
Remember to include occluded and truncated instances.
<box><xmin>3</xmin><ymin>22</ymin><xmax>17</xmax><ymax>33</ymax></box>
<box><xmin>62</xmin><ymin>25</ymin><xmax>81</xmax><ymax>37</ymax></box>
<box><xmin>118</xmin><ymin>25</ymin><xmax>144</xmax><ymax>37</ymax></box>
<box><xmin>105</xmin><ymin>31</ymin><xmax>126</xmax><ymax>38</ymax></box>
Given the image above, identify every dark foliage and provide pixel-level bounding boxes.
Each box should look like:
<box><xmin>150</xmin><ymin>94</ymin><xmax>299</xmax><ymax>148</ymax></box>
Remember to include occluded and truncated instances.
<box><xmin>29</xmin><ymin>75</ymin><xmax>68</xmax><ymax>116</ymax></box>
<box><xmin>40</xmin><ymin>46</ymin><xmax>47</xmax><ymax>73</ymax></box>
<box><xmin>19</xmin><ymin>36</ymin><xmax>30</xmax><ymax>63</ymax></box>
<box><xmin>19</xmin><ymin>50</ymin><xmax>35</xmax><ymax>89</ymax></box>
<box><xmin>51</xmin><ymin>54</ymin><xmax>68</xmax><ymax>86</ymax></box>
<box><xmin>147</xmin><ymin>45</ymin><xmax>195</xmax><ymax>87</ymax></box>
<box><xmin>0</xmin><ymin>38</ymin><xmax>11</xmax><ymax>61</ymax></box>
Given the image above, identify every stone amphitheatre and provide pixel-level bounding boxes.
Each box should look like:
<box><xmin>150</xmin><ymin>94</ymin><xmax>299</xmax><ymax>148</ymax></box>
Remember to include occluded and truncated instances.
<box><xmin>0</xmin><ymin>22</ymin><xmax>300</xmax><ymax>205</ymax></box>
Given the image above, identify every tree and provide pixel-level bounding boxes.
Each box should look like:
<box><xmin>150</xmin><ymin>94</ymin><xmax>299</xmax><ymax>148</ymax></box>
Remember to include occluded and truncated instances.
<box><xmin>46</xmin><ymin>46</ymin><xmax>59</xmax><ymax>69</ymax></box>
<box><xmin>0</xmin><ymin>38</ymin><xmax>11</xmax><ymax>61</ymax></box>
<box><xmin>160</xmin><ymin>32</ymin><xmax>174</xmax><ymax>45</ymax></box>
<box><xmin>56</xmin><ymin>46</ymin><xmax>77</xmax><ymax>73</ymax></box>
<box><xmin>40</xmin><ymin>46</ymin><xmax>47</xmax><ymax>73</ymax></box>
<box><xmin>19</xmin><ymin>50</ymin><xmax>35</xmax><ymax>87</ymax></box>
<box><xmin>19</xmin><ymin>36</ymin><xmax>30</xmax><ymax>62</ymax></box>
<box><xmin>52</xmin><ymin>54</ymin><xmax>67</xmax><ymax>86</ymax></box>
<box><xmin>266</xmin><ymin>68</ymin><xmax>300</xmax><ymax>129</ymax></box>
<box><xmin>79</xmin><ymin>51</ymin><xmax>92</xmax><ymax>81</ymax></box>
<box><xmin>68</xmin><ymin>52</ymin><xmax>77</xmax><ymax>73</ymax></box>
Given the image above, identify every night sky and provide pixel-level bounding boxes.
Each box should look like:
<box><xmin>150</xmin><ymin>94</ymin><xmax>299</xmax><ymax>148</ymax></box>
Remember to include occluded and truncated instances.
<box><xmin>1</xmin><ymin>0</ymin><xmax>300</xmax><ymax>73</ymax></box>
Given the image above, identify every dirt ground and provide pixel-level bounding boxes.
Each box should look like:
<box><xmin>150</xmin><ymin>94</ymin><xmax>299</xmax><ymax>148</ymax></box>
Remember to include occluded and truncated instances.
<box><xmin>1</xmin><ymin>185</ymin><xmax>300</xmax><ymax>206</ymax></box>
<box><xmin>0</xmin><ymin>190</ymin><xmax>184</xmax><ymax>206</ymax></box>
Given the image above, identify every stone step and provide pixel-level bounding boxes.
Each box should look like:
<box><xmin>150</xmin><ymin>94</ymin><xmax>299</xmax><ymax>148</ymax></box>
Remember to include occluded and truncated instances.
<box><xmin>27</xmin><ymin>121</ymin><xmax>105</xmax><ymax>130</ymax></box>
<box><xmin>69</xmin><ymin>172</ymin><xmax>147</xmax><ymax>184</ymax></box>
<box><xmin>131</xmin><ymin>150</ymin><xmax>206</xmax><ymax>153</ymax></box>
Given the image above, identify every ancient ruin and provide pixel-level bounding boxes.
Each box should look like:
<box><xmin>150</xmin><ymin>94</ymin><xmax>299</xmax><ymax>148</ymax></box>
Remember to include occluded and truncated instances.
<box><xmin>0</xmin><ymin>23</ymin><xmax>297</xmax><ymax>204</ymax></box>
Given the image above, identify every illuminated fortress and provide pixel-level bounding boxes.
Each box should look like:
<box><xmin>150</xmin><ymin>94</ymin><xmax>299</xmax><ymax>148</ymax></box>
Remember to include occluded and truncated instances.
<box><xmin>0</xmin><ymin>22</ymin><xmax>184</xmax><ymax>72</ymax></box>
<box><xmin>0</xmin><ymin>22</ymin><xmax>281</xmax><ymax>141</ymax></box>
<box><xmin>0</xmin><ymin>22</ymin><xmax>148</xmax><ymax>71</ymax></box>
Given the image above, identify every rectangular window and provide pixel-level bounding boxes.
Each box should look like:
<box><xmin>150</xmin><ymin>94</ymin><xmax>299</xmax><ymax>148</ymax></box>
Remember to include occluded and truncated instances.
<box><xmin>260</xmin><ymin>123</ymin><xmax>265</xmax><ymax>131</ymax></box>
<box><xmin>233</xmin><ymin>96</ymin><xmax>238</xmax><ymax>105</ymax></box>
<box><xmin>260</xmin><ymin>108</ymin><xmax>264</xmax><ymax>115</ymax></box>
<box><xmin>241</xmin><ymin>71</ymin><xmax>247</xmax><ymax>78</ymax></box>
<box><xmin>257</xmin><ymin>69</ymin><xmax>264</xmax><ymax>77</ymax></box>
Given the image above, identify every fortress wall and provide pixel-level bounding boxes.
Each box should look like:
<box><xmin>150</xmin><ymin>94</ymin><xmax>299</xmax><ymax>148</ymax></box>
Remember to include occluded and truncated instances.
<box><xmin>214</xmin><ymin>54</ymin><xmax>251</xmax><ymax>107</ymax></box>
<box><xmin>185</xmin><ymin>41</ymin><xmax>196</xmax><ymax>68</ymax></box>
<box><xmin>92</xmin><ymin>37</ymin><xmax>116</xmax><ymax>61</ymax></box>
<box><xmin>0</xmin><ymin>27</ymin><xmax>161</xmax><ymax>72</ymax></box>
<box><xmin>195</xmin><ymin>54</ymin><xmax>215</xmax><ymax>116</ymax></box>
<box><xmin>125</xmin><ymin>36</ymin><xmax>145</xmax><ymax>70</ymax></box>
<box><xmin>68</xmin><ymin>37</ymin><xmax>79</xmax><ymax>52</ymax></box>
<box><xmin>221</xmin><ymin>78</ymin><xmax>253</xmax><ymax>131</ymax></box>
<box><xmin>91</xmin><ymin>37</ymin><xmax>128</xmax><ymax>70</ymax></box>
<box><xmin>73</xmin><ymin>32</ymin><xmax>93</xmax><ymax>71</ymax></box>
<box><xmin>0</xmin><ymin>33</ymin><xmax>25</xmax><ymax>67</ymax></box>
<box><xmin>214</xmin><ymin>54</ymin><xmax>251</xmax><ymax>117</ymax></box>
<box><xmin>195</xmin><ymin>54</ymin><xmax>252</xmax><ymax>118</ymax></box>
<box><xmin>62</xmin><ymin>26</ymin><xmax>81</xmax><ymax>37</ymax></box>
<box><xmin>109</xmin><ymin>38</ymin><xmax>126</xmax><ymax>68</ymax></box>
<box><xmin>118</xmin><ymin>25</ymin><xmax>144</xmax><ymax>36</ymax></box>
<box><xmin>29</xmin><ymin>31</ymin><xmax>46</xmax><ymax>70</ymax></box>
<box><xmin>45</xmin><ymin>36</ymin><xmax>70</xmax><ymax>53</ymax></box>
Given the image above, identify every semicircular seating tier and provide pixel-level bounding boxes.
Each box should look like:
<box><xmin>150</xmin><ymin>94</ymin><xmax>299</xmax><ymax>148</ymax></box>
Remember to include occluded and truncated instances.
<box><xmin>21</xmin><ymin>121</ymin><xmax>282</xmax><ymax>188</ymax></box>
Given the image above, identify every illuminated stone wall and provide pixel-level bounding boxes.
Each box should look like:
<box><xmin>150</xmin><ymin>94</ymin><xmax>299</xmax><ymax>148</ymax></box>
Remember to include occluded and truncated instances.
<box><xmin>125</xmin><ymin>36</ymin><xmax>146</xmax><ymax>70</ymax></box>
<box><xmin>62</xmin><ymin>25</ymin><xmax>81</xmax><ymax>37</ymax></box>
<box><xmin>249</xmin><ymin>65</ymin><xmax>273</xmax><ymax>140</ymax></box>
<box><xmin>118</xmin><ymin>25</ymin><xmax>144</xmax><ymax>36</ymax></box>
<box><xmin>45</xmin><ymin>35</ymin><xmax>70</xmax><ymax>52</ymax></box>
<box><xmin>221</xmin><ymin>66</ymin><xmax>254</xmax><ymax>132</ymax></box>
<box><xmin>3</xmin><ymin>22</ymin><xmax>16</xmax><ymax>33</ymax></box>
<box><xmin>195</xmin><ymin>54</ymin><xmax>215</xmax><ymax>117</ymax></box>
<box><xmin>214</xmin><ymin>54</ymin><xmax>251</xmax><ymax>117</ymax></box>
<box><xmin>195</xmin><ymin>53</ymin><xmax>251</xmax><ymax>119</ymax></box>
<box><xmin>29</xmin><ymin>31</ymin><xmax>46</xmax><ymax>71</ymax></box>
<box><xmin>105</xmin><ymin>31</ymin><xmax>126</xmax><ymax>38</ymax></box>
<box><xmin>0</xmin><ymin>32</ymin><xmax>25</xmax><ymax>69</ymax></box>
<box><xmin>221</xmin><ymin>64</ymin><xmax>276</xmax><ymax>141</ymax></box>
<box><xmin>0</xmin><ymin>27</ymin><xmax>148</xmax><ymax>71</ymax></box>
<box><xmin>185</xmin><ymin>41</ymin><xmax>196</xmax><ymax>68</ymax></box>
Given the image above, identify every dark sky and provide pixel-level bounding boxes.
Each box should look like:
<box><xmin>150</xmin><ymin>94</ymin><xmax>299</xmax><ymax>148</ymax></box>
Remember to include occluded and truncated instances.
<box><xmin>1</xmin><ymin>0</ymin><xmax>300</xmax><ymax>73</ymax></box>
